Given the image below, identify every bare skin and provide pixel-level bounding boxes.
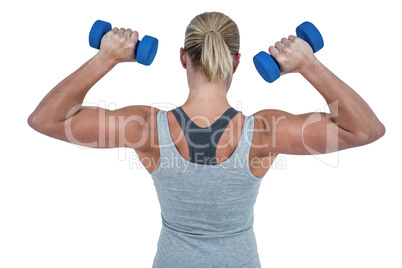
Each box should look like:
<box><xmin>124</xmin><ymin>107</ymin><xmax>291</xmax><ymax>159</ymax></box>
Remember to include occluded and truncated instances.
<box><xmin>28</xmin><ymin>27</ymin><xmax>385</xmax><ymax>178</ymax></box>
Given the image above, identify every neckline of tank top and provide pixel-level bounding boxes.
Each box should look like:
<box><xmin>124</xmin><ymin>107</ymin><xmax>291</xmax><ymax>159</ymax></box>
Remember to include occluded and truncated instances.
<box><xmin>165</xmin><ymin>110</ymin><xmax>251</xmax><ymax>167</ymax></box>
<box><xmin>174</xmin><ymin>106</ymin><xmax>241</xmax><ymax>129</ymax></box>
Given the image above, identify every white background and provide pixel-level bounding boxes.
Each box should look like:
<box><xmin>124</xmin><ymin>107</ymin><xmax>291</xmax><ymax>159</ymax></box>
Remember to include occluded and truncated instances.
<box><xmin>1</xmin><ymin>0</ymin><xmax>401</xmax><ymax>267</ymax></box>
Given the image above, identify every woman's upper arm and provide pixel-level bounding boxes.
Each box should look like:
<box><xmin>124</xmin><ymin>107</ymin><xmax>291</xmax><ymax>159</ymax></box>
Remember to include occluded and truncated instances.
<box><xmin>253</xmin><ymin>109</ymin><xmax>357</xmax><ymax>155</ymax></box>
<box><xmin>47</xmin><ymin>105</ymin><xmax>157</xmax><ymax>149</ymax></box>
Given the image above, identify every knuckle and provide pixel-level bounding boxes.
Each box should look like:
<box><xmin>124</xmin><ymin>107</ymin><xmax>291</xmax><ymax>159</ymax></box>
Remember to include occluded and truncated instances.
<box><xmin>294</xmin><ymin>37</ymin><xmax>303</xmax><ymax>43</ymax></box>
<box><xmin>127</xmin><ymin>41</ymin><xmax>135</xmax><ymax>48</ymax></box>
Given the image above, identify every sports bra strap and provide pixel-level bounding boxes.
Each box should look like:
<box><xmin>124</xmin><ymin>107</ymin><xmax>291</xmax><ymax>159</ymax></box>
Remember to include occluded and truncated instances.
<box><xmin>171</xmin><ymin>107</ymin><xmax>240</xmax><ymax>165</ymax></box>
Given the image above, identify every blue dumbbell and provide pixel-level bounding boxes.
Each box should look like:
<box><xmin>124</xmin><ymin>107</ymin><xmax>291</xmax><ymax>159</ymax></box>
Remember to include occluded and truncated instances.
<box><xmin>89</xmin><ymin>20</ymin><xmax>158</xmax><ymax>66</ymax></box>
<box><xmin>253</xmin><ymin>21</ymin><xmax>324</xmax><ymax>83</ymax></box>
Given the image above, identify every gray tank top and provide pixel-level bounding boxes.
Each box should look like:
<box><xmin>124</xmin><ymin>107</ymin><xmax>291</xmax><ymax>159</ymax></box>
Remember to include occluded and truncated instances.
<box><xmin>149</xmin><ymin>109</ymin><xmax>262</xmax><ymax>268</ymax></box>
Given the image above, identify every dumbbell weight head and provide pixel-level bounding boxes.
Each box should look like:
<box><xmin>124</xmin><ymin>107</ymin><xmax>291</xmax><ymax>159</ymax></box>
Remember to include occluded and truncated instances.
<box><xmin>296</xmin><ymin>21</ymin><xmax>324</xmax><ymax>53</ymax></box>
<box><xmin>88</xmin><ymin>20</ymin><xmax>158</xmax><ymax>66</ymax></box>
<box><xmin>253</xmin><ymin>52</ymin><xmax>281</xmax><ymax>83</ymax></box>
<box><xmin>89</xmin><ymin>20</ymin><xmax>112</xmax><ymax>49</ymax></box>
<box><xmin>135</xmin><ymin>36</ymin><xmax>159</xmax><ymax>66</ymax></box>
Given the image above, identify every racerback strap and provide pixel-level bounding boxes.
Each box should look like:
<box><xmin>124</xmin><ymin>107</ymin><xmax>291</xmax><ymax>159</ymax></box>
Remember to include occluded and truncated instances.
<box><xmin>171</xmin><ymin>107</ymin><xmax>240</xmax><ymax>165</ymax></box>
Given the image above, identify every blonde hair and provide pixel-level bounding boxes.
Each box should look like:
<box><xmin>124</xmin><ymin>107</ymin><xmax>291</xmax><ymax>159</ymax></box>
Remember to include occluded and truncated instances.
<box><xmin>184</xmin><ymin>12</ymin><xmax>240</xmax><ymax>82</ymax></box>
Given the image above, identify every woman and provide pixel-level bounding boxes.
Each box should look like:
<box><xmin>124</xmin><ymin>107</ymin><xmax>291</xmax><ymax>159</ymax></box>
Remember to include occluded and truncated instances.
<box><xmin>28</xmin><ymin>12</ymin><xmax>385</xmax><ymax>268</ymax></box>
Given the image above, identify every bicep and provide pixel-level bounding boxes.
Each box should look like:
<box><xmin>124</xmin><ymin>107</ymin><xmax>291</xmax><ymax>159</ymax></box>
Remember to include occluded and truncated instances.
<box><xmin>255</xmin><ymin>109</ymin><xmax>355</xmax><ymax>155</ymax></box>
<box><xmin>50</xmin><ymin>105</ymin><xmax>151</xmax><ymax>149</ymax></box>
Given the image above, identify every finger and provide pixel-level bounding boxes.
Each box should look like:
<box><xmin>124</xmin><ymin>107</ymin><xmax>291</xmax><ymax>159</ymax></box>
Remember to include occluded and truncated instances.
<box><xmin>281</xmin><ymin>37</ymin><xmax>291</xmax><ymax>46</ymax></box>
<box><xmin>117</xmin><ymin>28</ymin><xmax>125</xmax><ymax>36</ymax></box>
<box><xmin>269</xmin><ymin>46</ymin><xmax>280</xmax><ymax>59</ymax></box>
<box><xmin>275</xmin><ymin>41</ymin><xmax>285</xmax><ymax>51</ymax></box>
<box><xmin>130</xmin><ymin>30</ymin><xmax>139</xmax><ymax>42</ymax></box>
<box><xmin>288</xmin><ymin>35</ymin><xmax>297</xmax><ymax>41</ymax></box>
<box><xmin>124</xmin><ymin>28</ymin><xmax>133</xmax><ymax>38</ymax></box>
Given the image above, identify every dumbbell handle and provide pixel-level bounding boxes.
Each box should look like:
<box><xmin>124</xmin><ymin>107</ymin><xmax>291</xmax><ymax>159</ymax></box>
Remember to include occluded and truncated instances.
<box><xmin>253</xmin><ymin>21</ymin><xmax>323</xmax><ymax>83</ymax></box>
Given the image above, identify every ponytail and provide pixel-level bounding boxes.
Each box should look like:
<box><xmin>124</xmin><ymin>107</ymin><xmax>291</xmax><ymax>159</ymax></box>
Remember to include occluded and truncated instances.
<box><xmin>184</xmin><ymin>12</ymin><xmax>240</xmax><ymax>82</ymax></box>
<box><xmin>202</xmin><ymin>31</ymin><xmax>233</xmax><ymax>81</ymax></box>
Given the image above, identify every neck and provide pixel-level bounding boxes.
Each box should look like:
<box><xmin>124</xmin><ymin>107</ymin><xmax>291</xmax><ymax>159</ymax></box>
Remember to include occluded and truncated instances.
<box><xmin>182</xmin><ymin>70</ymin><xmax>232</xmax><ymax>111</ymax></box>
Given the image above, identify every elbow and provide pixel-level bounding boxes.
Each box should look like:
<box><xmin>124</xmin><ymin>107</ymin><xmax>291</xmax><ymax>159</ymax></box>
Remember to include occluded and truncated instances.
<box><xmin>27</xmin><ymin>113</ymin><xmax>41</xmax><ymax>132</ymax></box>
<box><xmin>368</xmin><ymin>121</ymin><xmax>386</xmax><ymax>143</ymax></box>
<box><xmin>375</xmin><ymin>122</ymin><xmax>386</xmax><ymax>140</ymax></box>
<box><xmin>27</xmin><ymin>112</ymin><xmax>51</xmax><ymax>133</ymax></box>
<box><xmin>27</xmin><ymin>113</ymin><xmax>38</xmax><ymax>130</ymax></box>
<box><xmin>353</xmin><ymin>121</ymin><xmax>386</xmax><ymax>146</ymax></box>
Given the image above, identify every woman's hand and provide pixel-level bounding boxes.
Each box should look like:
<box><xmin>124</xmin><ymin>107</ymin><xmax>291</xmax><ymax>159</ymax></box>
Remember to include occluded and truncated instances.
<box><xmin>98</xmin><ymin>27</ymin><xmax>139</xmax><ymax>64</ymax></box>
<box><xmin>268</xmin><ymin>35</ymin><xmax>318</xmax><ymax>75</ymax></box>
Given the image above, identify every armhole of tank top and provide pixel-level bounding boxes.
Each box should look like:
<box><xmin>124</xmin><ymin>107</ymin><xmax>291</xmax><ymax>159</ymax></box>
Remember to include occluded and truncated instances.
<box><xmin>244</xmin><ymin>115</ymin><xmax>263</xmax><ymax>181</ymax></box>
<box><xmin>148</xmin><ymin>110</ymin><xmax>164</xmax><ymax>176</ymax></box>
